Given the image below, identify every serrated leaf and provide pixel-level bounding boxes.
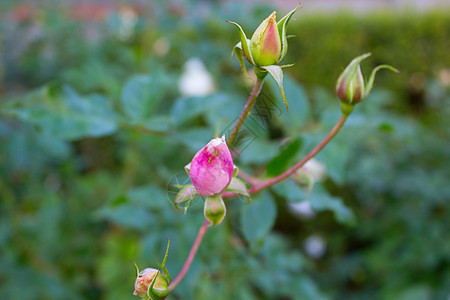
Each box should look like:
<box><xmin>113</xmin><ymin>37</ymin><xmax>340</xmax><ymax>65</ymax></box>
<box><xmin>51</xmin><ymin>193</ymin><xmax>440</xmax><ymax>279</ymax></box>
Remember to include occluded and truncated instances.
<box><xmin>121</xmin><ymin>75</ymin><xmax>163</xmax><ymax>122</ymax></box>
<box><xmin>266</xmin><ymin>138</ymin><xmax>302</xmax><ymax>177</ymax></box>
<box><xmin>261</xmin><ymin>65</ymin><xmax>288</xmax><ymax>110</ymax></box>
<box><xmin>240</xmin><ymin>190</ymin><xmax>277</xmax><ymax>243</ymax></box>
<box><xmin>2</xmin><ymin>85</ymin><xmax>119</xmax><ymax>140</ymax></box>
<box><xmin>226</xmin><ymin>177</ymin><xmax>249</xmax><ymax>198</ymax></box>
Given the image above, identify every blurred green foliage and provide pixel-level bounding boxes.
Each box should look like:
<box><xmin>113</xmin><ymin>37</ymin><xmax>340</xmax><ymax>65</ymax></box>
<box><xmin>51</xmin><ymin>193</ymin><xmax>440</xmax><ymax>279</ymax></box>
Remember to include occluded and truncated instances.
<box><xmin>0</xmin><ymin>1</ymin><xmax>449</xmax><ymax>299</ymax></box>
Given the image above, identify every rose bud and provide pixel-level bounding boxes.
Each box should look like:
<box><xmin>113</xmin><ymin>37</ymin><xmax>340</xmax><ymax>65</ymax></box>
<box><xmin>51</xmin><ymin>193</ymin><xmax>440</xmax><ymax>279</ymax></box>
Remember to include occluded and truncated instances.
<box><xmin>249</xmin><ymin>12</ymin><xmax>282</xmax><ymax>66</ymax></box>
<box><xmin>227</xmin><ymin>5</ymin><xmax>300</xmax><ymax>110</ymax></box>
<box><xmin>336</xmin><ymin>53</ymin><xmax>399</xmax><ymax>115</ymax></box>
<box><xmin>188</xmin><ymin>136</ymin><xmax>234</xmax><ymax>197</ymax></box>
<box><xmin>133</xmin><ymin>268</ymin><xmax>168</xmax><ymax>299</ymax></box>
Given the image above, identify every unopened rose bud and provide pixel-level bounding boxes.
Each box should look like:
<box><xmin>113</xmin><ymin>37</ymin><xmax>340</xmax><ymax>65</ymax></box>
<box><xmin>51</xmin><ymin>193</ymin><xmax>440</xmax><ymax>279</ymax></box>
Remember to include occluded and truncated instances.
<box><xmin>336</xmin><ymin>53</ymin><xmax>399</xmax><ymax>115</ymax></box>
<box><xmin>249</xmin><ymin>12</ymin><xmax>282</xmax><ymax>66</ymax></box>
<box><xmin>188</xmin><ymin>136</ymin><xmax>234</xmax><ymax>197</ymax></box>
<box><xmin>228</xmin><ymin>4</ymin><xmax>300</xmax><ymax>70</ymax></box>
<box><xmin>133</xmin><ymin>268</ymin><xmax>168</xmax><ymax>299</ymax></box>
<box><xmin>336</xmin><ymin>54</ymin><xmax>368</xmax><ymax>106</ymax></box>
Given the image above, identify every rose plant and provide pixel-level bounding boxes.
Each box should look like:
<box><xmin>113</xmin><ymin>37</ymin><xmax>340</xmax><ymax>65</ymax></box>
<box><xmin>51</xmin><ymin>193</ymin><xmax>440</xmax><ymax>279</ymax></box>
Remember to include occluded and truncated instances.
<box><xmin>132</xmin><ymin>5</ymin><xmax>397</xmax><ymax>299</ymax></box>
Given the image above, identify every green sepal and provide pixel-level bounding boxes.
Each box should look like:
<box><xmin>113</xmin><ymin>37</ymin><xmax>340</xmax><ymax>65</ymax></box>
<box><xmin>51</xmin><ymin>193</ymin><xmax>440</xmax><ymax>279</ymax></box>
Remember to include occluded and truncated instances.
<box><xmin>174</xmin><ymin>184</ymin><xmax>198</xmax><ymax>212</ymax></box>
<box><xmin>261</xmin><ymin>65</ymin><xmax>288</xmax><ymax>110</ymax></box>
<box><xmin>225</xmin><ymin>177</ymin><xmax>250</xmax><ymax>198</ymax></box>
<box><xmin>232</xmin><ymin>42</ymin><xmax>247</xmax><ymax>76</ymax></box>
<box><xmin>204</xmin><ymin>195</ymin><xmax>226</xmax><ymax>226</ymax></box>
<box><xmin>227</xmin><ymin>21</ymin><xmax>255</xmax><ymax>65</ymax></box>
<box><xmin>233</xmin><ymin>165</ymin><xmax>239</xmax><ymax>177</ymax></box>
<box><xmin>280</xmin><ymin>63</ymin><xmax>295</xmax><ymax>69</ymax></box>
<box><xmin>155</xmin><ymin>239</ymin><xmax>171</xmax><ymax>284</ymax></box>
<box><xmin>340</xmin><ymin>102</ymin><xmax>355</xmax><ymax>116</ymax></box>
<box><xmin>184</xmin><ymin>163</ymin><xmax>191</xmax><ymax>176</ymax></box>
<box><xmin>277</xmin><ymin>4</ymin><xmax>301</xmax><ymax>62</ymax></box>
<box><xmin>363</xmin><ymin>64</ymin><xmax>399</xmax><ymax>99</ymax></box>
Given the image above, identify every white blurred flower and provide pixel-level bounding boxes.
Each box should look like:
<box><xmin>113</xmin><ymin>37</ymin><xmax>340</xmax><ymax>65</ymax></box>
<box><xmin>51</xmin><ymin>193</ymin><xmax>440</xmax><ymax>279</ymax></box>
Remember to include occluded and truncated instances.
<box><xmin>178</xmin><ymin>58</ymin><xmax>215</xmax><ymax>97</ymax></box>
<box><xmin>118</xmin><ymin>7</ymin><xmax>137</xmax><ymax>41</ymax></box>
<box><xmin>291</xmin><ymin>159</ymin><xmax>327</xmax><ymax>192</ymax></box>
<box><xmin>304</xmin><ymin>234</ymin><xmax>326</xmax><ymax>259</ymax></box>
<box><xmin>153</xmin><ymin>37</ymin><xmax>170</xmax><ymax>56</ymax></box>
<box><xmin>302</xmin><ymin>159</ymin><xmax>327</xmax><ymax>182</ymax></box>
<box><xmin>288</xmin><ymin>201</ymin><xmax>316</xmax><ymax>219</ymax></box>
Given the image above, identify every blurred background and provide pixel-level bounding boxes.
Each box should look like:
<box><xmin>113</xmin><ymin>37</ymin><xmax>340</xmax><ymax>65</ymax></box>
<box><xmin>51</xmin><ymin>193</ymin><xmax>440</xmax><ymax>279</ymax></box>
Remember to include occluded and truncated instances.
<box><xmin>0</xmin><ymin>0</ymin><xmax>449</xmax><ymax>299</ymax></box>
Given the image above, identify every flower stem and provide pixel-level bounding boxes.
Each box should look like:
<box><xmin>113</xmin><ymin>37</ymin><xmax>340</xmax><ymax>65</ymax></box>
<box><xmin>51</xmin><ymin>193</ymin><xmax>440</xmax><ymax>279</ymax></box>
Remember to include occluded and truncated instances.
<box><xmin>168</xmin><ymin>219</ymin><xmax>209</xmax><ymax>293</ymax></box>
<box><xmin>227</xmin><ymin>77</ymin><xmax>265</xmax><ymax>146</ymax></box>
<box><xmin>250</xmin><ymin>114</ymin><xmax>348</xmax><ymax>193</ymax></box>
<box><xmin>168</xmin><ymin>77</ymin><xmax>265</xmax><ymax>294</ymax></box>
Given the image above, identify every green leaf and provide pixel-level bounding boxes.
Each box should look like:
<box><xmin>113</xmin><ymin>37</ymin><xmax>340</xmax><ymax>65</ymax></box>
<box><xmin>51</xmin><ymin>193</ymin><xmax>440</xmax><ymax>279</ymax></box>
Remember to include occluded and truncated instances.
<box><xmin>238</xmin><ymin>138</ymin><xmax>279</xmax><ymax>165</ymax></box>
<box><xmin>277</xmin><ymin>4</ymin><xmax>301</xmax><ymax>62</ymax></box>
<box><xmin>227</xmin><ymin>21</ymin><xmax>255</xmax><ymax>65</ymax></box>
<box><xmin>232</xmin><ymin>42</ymin><xmax>247</xmax><ymax>76</ymax></box>
<box><xmin>2</xmin><ymin>85</ymin><xmax>119</xmax><ymax>140</ymax></box>
<box><xmin>240</xmin><ymin>190</ymin><xmax>277</xmax><ymax>243</ymax></box>
<box><xmin>266</xmin><ymin>75</ymin><xmax>310</xmax><ymax>134</ymax></box>
<box><xmin>266</xmin><ymin>138</ymin><xmax>302</xmax><ymax>177</ymax></box>
<box><xmin>170</xmin><ymin>94</ymin><xmax>228</xmax><ymax>126</ymax></box>
<box><xmin>121</xmin><ymin>75</ymin><xmax>163</xmax><ymax>123</ymax></box>
<box><xmin>261</xmin><ymin>65</ymin><xmax>288</xmax><ymax>110</ymax></box>
<box><xmin>225</xmin><ymin>178</ymin><xmax>250</xmax><ymax>198</ymax></box>
<box><xmin>271</xmin><ymin>179</ymin><xmax>306</xmax><ymax>203</ymax></box>
<box><xmin>309</xmin><ymin>190</ymin><xmax>356</xmax><ymax>226</ymax></box>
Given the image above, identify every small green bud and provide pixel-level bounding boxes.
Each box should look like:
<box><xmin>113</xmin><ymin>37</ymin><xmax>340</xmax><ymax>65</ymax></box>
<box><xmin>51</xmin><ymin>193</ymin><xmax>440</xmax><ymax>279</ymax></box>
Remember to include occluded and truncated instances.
<box><xmin>250</xmin><ymin>12</ymin><xmax>282</xmax><ymax>66</ymax></box>
<box><xmin>204</xmin><ymin>195</ymin><xmax>226</xmax><ymax>226</ymax></box>
<box><xmin>336</xmin><ymin>53</ymin><xmax>398</xmax><ymax>115</ymax></box>
<box><xmin>336</xmin><ymin>54</ymin><xmax>368</xmax><ymax>105</ymax></box>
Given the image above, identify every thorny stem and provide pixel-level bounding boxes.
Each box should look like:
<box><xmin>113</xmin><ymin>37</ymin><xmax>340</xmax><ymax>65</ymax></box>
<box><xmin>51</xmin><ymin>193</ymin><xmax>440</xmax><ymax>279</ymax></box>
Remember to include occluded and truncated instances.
<box><xmin>249</xmin><ymin>114</ymin><xmax>348</xmax><ymax>193</ymax></box>
<box><xmin>227</xmin><ymin>77</ymin><xmax>265</xmax><ymax>145</ymax></box>
<box><xmin>168</xmin><ymin>219</ymin><xmax>209</xmax><ymax>293</ymax></box>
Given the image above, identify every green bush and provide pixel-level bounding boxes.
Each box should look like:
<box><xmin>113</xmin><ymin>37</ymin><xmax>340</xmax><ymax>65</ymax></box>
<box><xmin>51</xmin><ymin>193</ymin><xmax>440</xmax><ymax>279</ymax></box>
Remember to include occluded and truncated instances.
<box><xmin>0</xmin><ymin>2</ymin><xmax>449</xmax><ymax>300</ymax></box>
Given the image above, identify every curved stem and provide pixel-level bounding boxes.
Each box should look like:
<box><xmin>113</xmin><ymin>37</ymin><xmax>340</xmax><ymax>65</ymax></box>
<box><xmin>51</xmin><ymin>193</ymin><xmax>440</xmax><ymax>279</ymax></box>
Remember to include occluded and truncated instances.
<box><xmin>168</xmin><ymin>219</ymin><xmax>209</xmax><ymax>292</ymax></box>
<box><xmin>250</xmin><ymin>114</ymin><xmax>348</xmax><ymax>193</ymax></box>
<box><xmin>227</xmin><ymin>77</ymin><xmax>265</xmax><ymax>146</ymax></box>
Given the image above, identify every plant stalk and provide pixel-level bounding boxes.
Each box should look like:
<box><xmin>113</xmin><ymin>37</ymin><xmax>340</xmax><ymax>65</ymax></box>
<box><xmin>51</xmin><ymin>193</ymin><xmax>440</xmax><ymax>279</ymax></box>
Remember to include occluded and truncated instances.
<box><xmin>250</xmin><ymin>114</ymin><xmax>348</xmax><ymax>193</ymax></box>
<box><xmin>168</xmin><ymin>219</ymin><xmax>209</xmax><ymax>292</ymax></box>
<box><xmin>227</xmin><ymin>77</ymin><xmax>265</xmax><ymax>145</ymax></box>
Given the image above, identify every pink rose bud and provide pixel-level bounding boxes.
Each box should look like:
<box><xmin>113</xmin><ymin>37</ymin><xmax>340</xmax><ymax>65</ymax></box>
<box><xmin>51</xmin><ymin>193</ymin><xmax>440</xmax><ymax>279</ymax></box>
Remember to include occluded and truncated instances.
<box><xmin>336</xmin><ymin>53</ymin><xmax>399</xmax><ymax>115</ymax></box>
<box><xmin>133</xmin><ymin>268</ymin><xmax>168</xmax><ymax>299</ymax></box>
<box><xmin>189</xmin><ymin>136</ymin><xmax>234</xmax><ymax>197</ymax></box>
<box><xmin>336</xmin><ymin>54</ymin><xmax>367</xmax><ymax>106</ymax></box>
<box><xmin>250</xmin><ymin>11</ymin><xmax>282</xmax><ymax>66</ymax></box>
